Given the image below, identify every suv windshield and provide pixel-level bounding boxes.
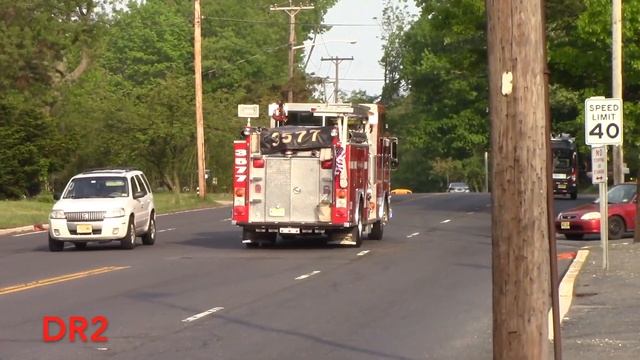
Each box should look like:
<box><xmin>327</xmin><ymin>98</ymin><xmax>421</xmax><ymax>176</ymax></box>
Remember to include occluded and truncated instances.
<box><xmin>63</xmin><ymin>177</ymin><xmax>129</xmax><ymax>199</ymax></box>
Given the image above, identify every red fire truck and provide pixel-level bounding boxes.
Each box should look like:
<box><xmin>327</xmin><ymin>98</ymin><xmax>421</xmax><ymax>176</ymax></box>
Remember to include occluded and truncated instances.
<box><xmin>232</xmin><ymin>102</ymin><xmax>398</xmax><ymax>248</ymax></box>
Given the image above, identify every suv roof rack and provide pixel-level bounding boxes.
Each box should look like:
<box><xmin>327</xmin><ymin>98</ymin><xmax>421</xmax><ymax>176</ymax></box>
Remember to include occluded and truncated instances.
<box><xmin>81</xmin><ymin>167</ymin><xmax>139</xmax><ymax>174</ymax></box>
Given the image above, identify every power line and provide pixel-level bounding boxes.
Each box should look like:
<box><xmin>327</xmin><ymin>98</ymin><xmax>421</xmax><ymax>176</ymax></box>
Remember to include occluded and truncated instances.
<box><xmin>338</xmin><ymin>78</ymin><xmax>385</xmax><ymax>82</ymax></box>
<box><xmin>203</xmin><ymin>16</ymin><xmax>379</xmax><ymax>27</ymax></box>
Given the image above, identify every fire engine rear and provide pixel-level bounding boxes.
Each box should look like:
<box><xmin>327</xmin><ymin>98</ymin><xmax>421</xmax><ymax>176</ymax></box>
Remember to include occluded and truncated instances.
<box><xmin>232</xmin><ymin>102</ymin><xmax>398</xmax><ymax>248</ymax></box>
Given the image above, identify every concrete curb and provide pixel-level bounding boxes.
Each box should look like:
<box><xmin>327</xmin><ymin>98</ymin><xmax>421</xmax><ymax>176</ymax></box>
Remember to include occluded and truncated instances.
<box><xmin>0</xmin><ymin>224</ymin><xmax>48</xmax><ymax>237</ymax></box>
<box><xmin>548</xmin><ymin>248</ymin><xmax>590</xmax><ymax>341</ymax></box>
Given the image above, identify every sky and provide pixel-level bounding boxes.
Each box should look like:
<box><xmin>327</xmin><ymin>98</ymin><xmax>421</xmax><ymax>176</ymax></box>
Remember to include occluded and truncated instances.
<box><xmin>303</xmin><ymin>0</ymin><xmax>419</xmax><ymax>99</ymax></box>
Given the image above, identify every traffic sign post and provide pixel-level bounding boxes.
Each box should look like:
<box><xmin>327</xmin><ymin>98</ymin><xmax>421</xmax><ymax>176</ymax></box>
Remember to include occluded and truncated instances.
<box><xmin>585</xmin><ymin>97</ymin><xmax>622</xmax><ymax>270</ymax></box>
<box><xmin>595</xmin><ymin>146</ymin><xmax>609</xmax><ymax>271</ymax></box>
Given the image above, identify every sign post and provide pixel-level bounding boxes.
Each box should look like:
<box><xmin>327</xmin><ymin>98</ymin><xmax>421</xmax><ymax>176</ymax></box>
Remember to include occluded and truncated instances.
<box><xmin>585</xmin><ymin>97</ymin><xmax>623</xmax><ymax>270</ymax></box>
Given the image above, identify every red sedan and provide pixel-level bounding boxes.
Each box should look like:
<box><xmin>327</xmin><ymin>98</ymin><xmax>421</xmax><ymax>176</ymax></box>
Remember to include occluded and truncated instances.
<box><xmin>555</xmin><ymin>183</ymin><xmax>637</xmax><ymax>240</ymax></box>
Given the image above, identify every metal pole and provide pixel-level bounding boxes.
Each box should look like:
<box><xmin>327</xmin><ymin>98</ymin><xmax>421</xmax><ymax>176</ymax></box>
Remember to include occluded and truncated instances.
<box><xmin>600</xmin><ymin>146</ymin><xmax>609</xmax><ymax>270</ymax></box>
<box><xmin>334</xmin><ymin>58</ymin><xmax>339</xmax><ymax>103</ymax></box>
<box><xmin>612</xmin><ymin>0</ymin><xmax>624</xmax><ymax>184</ymax></box>
<box><xmin>540</xmin><ymin>0</ymin><xmax>562</xmax><ymax>352</ymax></box>
<box><xmin>194</xmin><ymin>0</ymin><xmax>206</xmax><ymax>199</ymax></box>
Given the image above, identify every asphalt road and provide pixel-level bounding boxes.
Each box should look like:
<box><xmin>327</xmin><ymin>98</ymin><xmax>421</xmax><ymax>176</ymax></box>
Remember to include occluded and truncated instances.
<box><xmin>0</xmin><ymin>193</ymin><xmax>588</xmax><ymax>360</ymax></box>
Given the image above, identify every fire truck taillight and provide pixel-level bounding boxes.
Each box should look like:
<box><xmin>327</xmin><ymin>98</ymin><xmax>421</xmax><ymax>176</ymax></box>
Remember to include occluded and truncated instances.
<box><xmin>255</xmin><ymin>184</ymin><xmax>262</xmax><ymax>193</ymax></box>
<box><xmin>252</xmin><ymin>158</ymin><xmax>265</xmax><ymax>168</ymax></box>
<box><xmin>235</xmin><ymin>188</ymin><xmax>245</xmax><ymax>197</ymax></box>
<box><xmin>321</xmin><ymin>159</ymin><xmax>333</xmax><ymax>169</ymax></box>
<box><xmin>336</xmin><ymin>188</ymin><xmax>348</xmax><ymax>208</ymax></box>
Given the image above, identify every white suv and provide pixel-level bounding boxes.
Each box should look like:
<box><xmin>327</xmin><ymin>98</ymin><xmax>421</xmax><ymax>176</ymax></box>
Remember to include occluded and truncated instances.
<box><xmin>48</xmin><ymin>168</ymin><xmax>156</xmax><ymax>251</ymax></box>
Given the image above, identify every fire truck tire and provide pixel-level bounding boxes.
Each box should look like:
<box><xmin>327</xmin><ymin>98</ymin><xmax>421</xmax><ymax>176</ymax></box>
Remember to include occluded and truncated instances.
<box><xmin>242</xmin><ymin>228</ymin><xmax>259</xmax><ymax>248</ymax></box>
<box><xmin>369</xmin><ymin>221</ymin><xmax>383</xmax><ymax>240</ymax></box>
<box><xmin>369</xmin><ymin>199</ymin><xmax>388</xmax><ymax>240</ymax></box>
<box><xmin>351</xmin><ymin>201</ymin><xmax>364</xmax><ymax>247</ymax></box>
<box><xmin>570</xmin><ymin>191</ymin><xmax>577</xmax><ymax>200</ymax></box>
<box><xmin>242</xmin><ymin>229</ymin><xmax>276</xmax><ymax>248</ymax></box>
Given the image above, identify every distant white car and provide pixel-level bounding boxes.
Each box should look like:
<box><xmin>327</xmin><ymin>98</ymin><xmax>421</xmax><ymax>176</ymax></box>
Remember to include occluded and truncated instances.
<box><xmin>447</xmin><ymin>182</ymin><xmax>471</xmax><ymax>193</ymax></box>
<box><xmin>48</xmin><ymin>168</ymin><xmax>156</xmax><ymax>251</ymax></box>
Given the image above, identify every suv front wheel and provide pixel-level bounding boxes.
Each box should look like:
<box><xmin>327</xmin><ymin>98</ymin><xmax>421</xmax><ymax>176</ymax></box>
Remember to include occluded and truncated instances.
<box><xmin>49</xmin><ymin>234</ymin><xmax>64</xmax><ymax>252</ymax></box>
<box><xmin>121</xmin><ymin>217</ymin><xmax>136</xmax><ymax>250</ymax></box>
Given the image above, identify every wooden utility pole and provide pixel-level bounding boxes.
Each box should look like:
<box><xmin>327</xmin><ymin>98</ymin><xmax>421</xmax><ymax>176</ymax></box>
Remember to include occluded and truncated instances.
<box><xmin>320</xmin><ymin>56</ymin><xmax>353</xmax><ymax>103</ymax></box>
<box><xmin>194</xmin><ymin>0</ymin><xmax>206</xmax><ymax>199</ymax></box>
<box><xmin>487</xmin><ymin>0</ymin><xmax>551</xmax><ymax>358</ymax></box>
<box><xmin>612</xmin><ymin>0</ymin><xmax>624</xmax><ymax>184</ymax></box>
<box><xmin>270</xmin><ymin>1</ymin><xmax>314</xmax><ymax>102</ymax></box>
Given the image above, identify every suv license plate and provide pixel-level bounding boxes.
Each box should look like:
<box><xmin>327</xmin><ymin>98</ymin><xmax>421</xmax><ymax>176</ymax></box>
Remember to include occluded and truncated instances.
<box><xmin>561</xmin><ymin>222</ymin><xmax>570</xmax><ymax>230</ymax></box>
<box><xmin>77</xmin><ymin>224</ymin><xmax>93</xmax><ymax>234</ymax></box>
<box><xmin>279</xmin><ymin>227</ymin><xmax>300</xmax><ymax>234</ymax></box>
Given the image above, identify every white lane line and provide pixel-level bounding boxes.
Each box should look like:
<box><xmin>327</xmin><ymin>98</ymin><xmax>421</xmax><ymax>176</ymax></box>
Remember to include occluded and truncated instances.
<box><xmin>182</xmin><ymin>307</ymin><xmax>224</xmax><ymax>323</ymax></box>
<box><xmin>357</xmin><ymin>250</ymin><xmax>370</xmax><ymax>256</ymax></box>
<box><xmin>295</xmin><ymin>270</ymin><xmax>321</xmax><ymax>280</ymax></box>
<box><xmin>96</xmin><ymin>347</ymin><xmax>109</xmax><ymax>351</ymax></box>
<box><xmin>13</xmin><ymin>231</ymin><xmax>46</xmax><ymax>237</ymax></box>
<box><xmin>441</xmin><ymin>219</ymin><xmax>451</xmax><ymax>223</ymax></box>
<box><xmin>406</xmin><ymin>232</ymin><xmax>420</xmax><ymax>238</ymax></box>
<box><xmin>220</xmin><ymin>217</ymin><xmax>231</xmax><ymax>222</ymax></box>
<box><xmin>466</xmin><ymin>211</ymin><xmax>475</xmax><ymax>215</ymax></box>
<box><xmin>157</xmin><ymin>228</ymin><xmax>176</xmax><ymax>233</ymax></box>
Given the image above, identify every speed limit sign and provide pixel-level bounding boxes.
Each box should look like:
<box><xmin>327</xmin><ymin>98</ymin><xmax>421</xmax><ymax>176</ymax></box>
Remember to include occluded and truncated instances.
<box><xmin>585</xmin><ymin>97</ymin><xmax>623</xmax><ymax>146</ymax></box>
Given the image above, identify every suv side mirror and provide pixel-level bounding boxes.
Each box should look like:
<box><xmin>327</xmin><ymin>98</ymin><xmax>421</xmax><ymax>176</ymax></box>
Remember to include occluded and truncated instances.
<box><xmin>133</xmin><ymin>191</ymin><xmax>145</xmax><ymax>199</ymax></box>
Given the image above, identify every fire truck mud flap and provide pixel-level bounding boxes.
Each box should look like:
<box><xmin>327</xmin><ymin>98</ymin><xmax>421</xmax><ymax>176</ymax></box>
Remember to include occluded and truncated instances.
<box><xmin>327</xmin><ymin>203</ymin><xmax>363</xmax><ymax>247</ymax></box>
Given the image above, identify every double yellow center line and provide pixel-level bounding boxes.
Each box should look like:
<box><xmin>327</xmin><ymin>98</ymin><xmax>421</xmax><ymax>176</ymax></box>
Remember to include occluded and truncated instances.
<box><xmin>0</xmin><ymin>266</ymin><xmax>130</xmax><ymax>296</ymax></box>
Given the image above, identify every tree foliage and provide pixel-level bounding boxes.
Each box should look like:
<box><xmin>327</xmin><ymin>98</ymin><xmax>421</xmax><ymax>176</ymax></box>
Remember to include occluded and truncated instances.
<box><xmin>386</xmin><ymin>0</ymin><xmax>640</xmax><ymax>192</ymax></box>
<box><xmin>1</xmin><ymin>0</ymin><xmax>336</xmax><ymax>198</ymax></box>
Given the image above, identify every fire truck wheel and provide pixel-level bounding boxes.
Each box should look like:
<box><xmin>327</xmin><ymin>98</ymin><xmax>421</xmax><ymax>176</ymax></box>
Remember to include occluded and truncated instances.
<box><xmin>351</xmin><ymin>202</ymin><xmax>364</xmax><ymax>247</ymax></box>
<box><xmin>369</xmin><ymin>221</ymin><xmax>383</xmax><ymax>240</ymax></box>
<box><xmin>369</xmin><ymin>200</ymin><xmax>388</xmax><ymax>240</ymax></box>
<box><xmin>570</xmin><ymin>191</ymin><xmax>577</xmax><ymax>200</ymax></box>
<box><xmin>242</xmin><ymin>228</ymin><xmax>259</xmax><ymax>248</ymax></box>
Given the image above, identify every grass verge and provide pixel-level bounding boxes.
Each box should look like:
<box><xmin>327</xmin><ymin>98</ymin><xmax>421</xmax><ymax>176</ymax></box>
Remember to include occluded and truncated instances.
<box><xmin>0</xmin><ymin>192</ymin><xmax>232</xmax><ymax>230</ymax></box>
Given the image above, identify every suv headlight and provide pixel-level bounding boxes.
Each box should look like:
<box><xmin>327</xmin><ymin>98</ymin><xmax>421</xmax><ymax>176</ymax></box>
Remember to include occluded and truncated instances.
<box><xmin>49</xmin><ymin>210</ymin><xmax>66</xmax><ymax>219</ymax></box>
<box><xmin>580</xmin><ymin>212</ymin><xmax>601</xmax><ymax>220</ymax></box>
<box><xmin>105</xmin><ymin>208</ymin><xmax>126</xmax><ymax>218</ymax></box>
